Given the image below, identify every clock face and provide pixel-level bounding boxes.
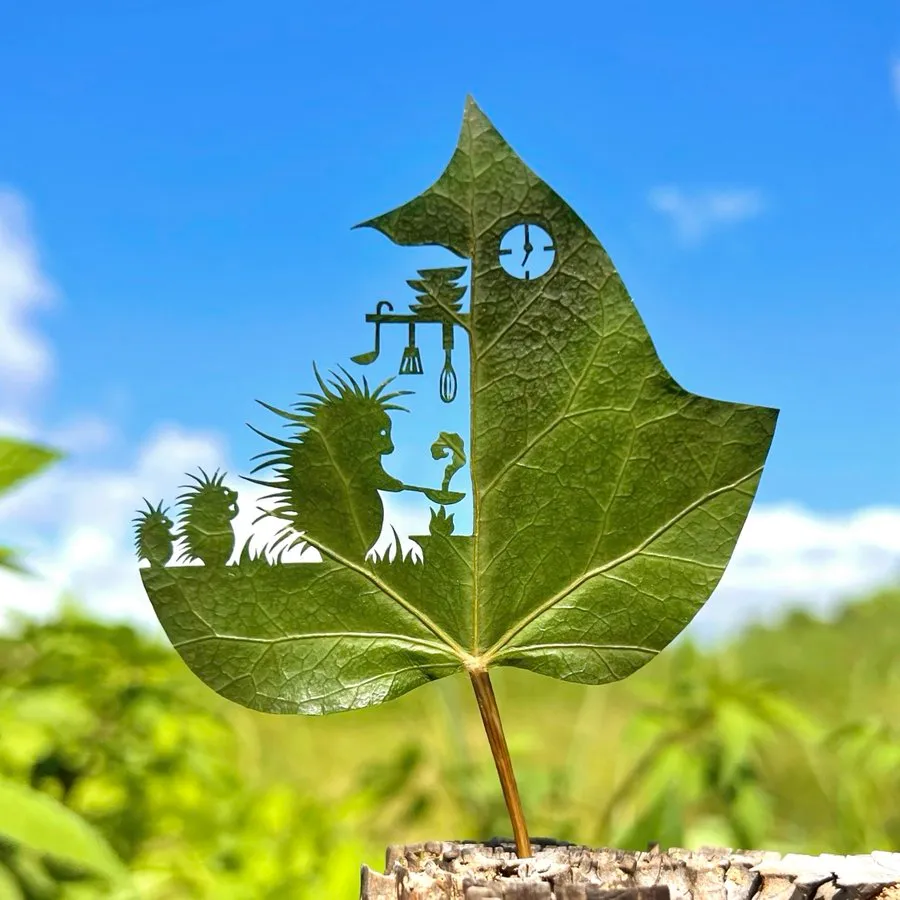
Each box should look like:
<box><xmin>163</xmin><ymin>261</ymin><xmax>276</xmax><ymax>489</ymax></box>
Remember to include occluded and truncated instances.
<box><xmin>498</xmin><ymin>222</ymin><xmax>556</xmax><ymax>280</ymax></box>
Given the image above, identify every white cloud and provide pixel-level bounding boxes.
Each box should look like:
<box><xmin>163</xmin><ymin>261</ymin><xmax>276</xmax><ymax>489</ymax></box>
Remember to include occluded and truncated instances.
<box><xmin>690</xmin><ymin>504</ymin><xmax>900</xmax><ymax>639</ymax></box>
<box><xmin>0</xmin><ymin>439</ymin><xmax>432</xmax><ymax>628</ymax></box>
<box><xmin>2</xmin><ymin>381</ymin><xmax>898</xmax><ymax>637</ymax></box>
<box><xmin>0</xmin><ymin>416</ymin><xmax>386</xmax><ymax>628</ymax></box>
<box><xmin>48</xmin><ymin>416</ymin><xmax>117</xmax><ymax>455</ymax></box>
<box><xmin>0</xmin><ymin>412</ymin><xmax>34</xmax><ymax>441</ymax></box>
<box><xmin>0</xmin><ymin>190</ymin><xmax>55</xmax><ymax>407</ymax></box>
<box><xmin>1</xmin><ymin>436</ymin><xmax>898</xmax><ymax>641</ymax></box>
<box><xmin>0</xmin><ymin>425</ymin><xmax>231</xmax><ymax>628</ymax></box>
<box><xmin>648</xmin><ymin>186</ymin><xmax>765</xmax><ymax>244</ymax></box>
<box><xmin>0</xmin><ymin>186</ymin><xmax>896</xmax><ymax>647</ymax></box>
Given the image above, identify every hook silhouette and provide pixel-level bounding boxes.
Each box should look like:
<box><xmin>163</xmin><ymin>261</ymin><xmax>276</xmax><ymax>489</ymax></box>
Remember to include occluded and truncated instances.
<box><xmin>351</xmin><ymin>300</ymin><xmax>394</xmax><ymax>365</ymax></box>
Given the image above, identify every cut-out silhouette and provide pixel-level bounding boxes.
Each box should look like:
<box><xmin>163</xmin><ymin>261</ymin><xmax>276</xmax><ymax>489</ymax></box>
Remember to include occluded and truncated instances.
<box><xmin>175</xmin><ymin>468</ymin><xmax>239</xmax><ymax>565</ymax></box>
<box><xmin>133</xmin><ymin>500</ymin><xmax>175</xmax><ymax>567</ymax></box>
<box><xmin>137</xmin><ymin>98</ymin><xmax>776</xmax><ymax>735</ymax></box>
<box><xmin>133</xmin><ymin>366</ymin><xmax>468</xmax><ymax>577</ymax></box>
<box><xmin>428</xmin><ymin>504</ymin><xmax>455</xmax><ymax>536</ymax></box>
<box><xmin>354</xmin><ymin>267</ymin><xmax>468</xmax><ymax>403</ymax></box>
<box><xmin>245</xmin><ymin>366</ymin><xmax>415</xmax><ymax>563</ymax></box>
<box><xmin>399</xmin><ymin>322</ymin><xmax>424</xmax><ymax>375</ymax></box>
<box><xmin>431</xmin><ymin>432</ymin><xmax>466</xmax><ymax>493</ymax></box>
<box><xmin>407</xmin><ymin>267</ymin><xmax>467</xmax><ymax>316</ymax></box>
<box><xmin>351</xmin><ymin>300</ymin><xmax>394</xmax><ymax>366</ymax></box>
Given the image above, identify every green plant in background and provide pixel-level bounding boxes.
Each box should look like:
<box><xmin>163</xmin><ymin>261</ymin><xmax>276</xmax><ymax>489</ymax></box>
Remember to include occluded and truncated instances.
<box><xmin>0</xmin><ymin>776</ymin><xmax>130</xmax><ymax>899</ymax></box>
<box><xmin>136</xmin><ymin>97</ymin><xmax>778</xmax><ymax>854</ymax></box>
<box><xmin>3</xmin><ymin>592</ymin><xmax>900</xmax><ymax>894</ymax></box>
<box><xmin>595</xmin><ymin>642</ymin><xmax>821</xmax><ymax>850</ymax></box>
<box><xmin>0</xmin><ymin>609</ymin><xmax>387</xmax><ymax>898</ymax></box>
<box><xmin>0</xmin><ymin>437</ymin><xmax>133</xmax><ymax>897</ymax></box>
<box><xmin>0</xmin><ymin>437</ymin><xmax>61</xmax><ymax>576</ymax></box>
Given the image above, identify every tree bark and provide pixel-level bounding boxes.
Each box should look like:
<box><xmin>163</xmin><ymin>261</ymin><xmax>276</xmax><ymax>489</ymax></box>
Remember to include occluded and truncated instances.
<box><xmin>359</xmin><ymin>841</ymin><xmax>900</xmax><ymax>900</ymax></box>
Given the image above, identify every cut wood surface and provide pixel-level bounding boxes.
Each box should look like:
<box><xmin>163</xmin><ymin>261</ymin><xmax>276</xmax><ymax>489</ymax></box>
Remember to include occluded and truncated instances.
<box><xmin>359</xmin><ymin>840</ymin><xmax>900</xmax><ymax>900</ymax></box>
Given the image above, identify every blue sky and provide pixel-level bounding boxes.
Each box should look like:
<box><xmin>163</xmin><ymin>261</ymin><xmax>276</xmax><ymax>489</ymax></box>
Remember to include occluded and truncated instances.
<box><xmin>0</xmin><ymin>0</ymin><xmax>898</xmax><ymax>636</ymax></box>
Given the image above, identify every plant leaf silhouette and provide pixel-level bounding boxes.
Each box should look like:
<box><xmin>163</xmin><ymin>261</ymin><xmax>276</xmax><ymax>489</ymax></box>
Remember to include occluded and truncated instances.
<box><xmin>138</xmin><ymin>97</ymin><xmax>777</xmax><ymax>719</ymax></box>
<box><xmin>407</xmin><ymin>267</ymin><xmax>467</xmax><ymax>316</ymax></box>
<box><xmin>0</xmin><ymin>436</ymin><xmax>62</xmax><ymax>575</ymax></box>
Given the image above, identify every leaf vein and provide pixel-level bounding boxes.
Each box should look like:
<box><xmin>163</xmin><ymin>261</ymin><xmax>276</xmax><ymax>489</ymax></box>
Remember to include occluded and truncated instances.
<box><xmin>484</xmin><ymin>465</ymin><xmax>763</xmax><ymax>658</ymax></box>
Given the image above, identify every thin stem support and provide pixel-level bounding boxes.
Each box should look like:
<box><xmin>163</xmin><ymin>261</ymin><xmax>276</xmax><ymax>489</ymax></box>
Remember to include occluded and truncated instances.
<box><xmin>468</xmin><ymin>668</ymin><xmax>531</xmax><ymax>858</ymax></box>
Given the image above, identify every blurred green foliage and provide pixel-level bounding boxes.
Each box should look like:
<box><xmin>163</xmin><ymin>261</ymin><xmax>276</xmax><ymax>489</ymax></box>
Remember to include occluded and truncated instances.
<box><xmin>1</xmin><ymin>585</ymin><xmax>898</xmax><ymax>897</ymax></box>
<box><xmin>0</xmin><ymin>436</ymin><xmax>61</xmax><ymax>576</ymax></box>
<box><xmin>1</xmin><ymin>436</ymin><xmax>899</xmax><ymax>896</ymax></box>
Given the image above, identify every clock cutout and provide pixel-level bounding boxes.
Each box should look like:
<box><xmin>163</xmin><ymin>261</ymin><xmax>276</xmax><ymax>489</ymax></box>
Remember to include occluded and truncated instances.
<box><xmin>498</xmin><ymin>222</ymin><xmax>556</xmax><ymax>280</ymax></box>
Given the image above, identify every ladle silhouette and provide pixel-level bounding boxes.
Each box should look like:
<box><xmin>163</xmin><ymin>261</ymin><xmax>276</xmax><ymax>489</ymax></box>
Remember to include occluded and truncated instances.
<box><xmin>402</xmin><ymin>484</ymin><xmax>465</xmax><ymax>505</ymax></box>
<box><xmin>351</xmin><ymin>300</ymin><xmax>394</xmax><ymax>365</ymax></box>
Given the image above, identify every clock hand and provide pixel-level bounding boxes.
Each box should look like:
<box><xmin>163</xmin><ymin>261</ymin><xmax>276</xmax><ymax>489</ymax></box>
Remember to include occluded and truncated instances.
<box><xmin>522</xmin><ymin>223</ymin><xmax>533</xmax><ymax>267</ymax></box>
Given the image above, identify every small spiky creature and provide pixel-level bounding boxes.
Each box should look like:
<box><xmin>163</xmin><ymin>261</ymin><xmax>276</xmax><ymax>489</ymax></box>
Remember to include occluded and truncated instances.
<box><xmin>133</xmin><ymin>499</ymin><xmax>175</xmax><ymax>567</ymax></box>
<box><xmin>175</xmin><ymin>468</ymin><xmax>239</xmax><ymax>566</ymax></box>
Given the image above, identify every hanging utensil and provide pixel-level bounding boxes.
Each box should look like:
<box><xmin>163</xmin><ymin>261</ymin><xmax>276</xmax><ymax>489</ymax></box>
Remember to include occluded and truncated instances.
<box><xmin>439</xmin><ymin>320</ymin><xmax>457</xmax><ymax>403</ymax></box>
<box><xmin>402</xmin><ymin>484</ymin><xmax>465</xmax><ymax>505</ymax></box>
<box><xmin>351</xmin><ymin>300</ymin><xmax>393</xmax><ymax>365</ymax></box>
<box><xmin>399</xmin><ymin>322</ymin><xmax>424</xmax><ymax>375</ymax></box>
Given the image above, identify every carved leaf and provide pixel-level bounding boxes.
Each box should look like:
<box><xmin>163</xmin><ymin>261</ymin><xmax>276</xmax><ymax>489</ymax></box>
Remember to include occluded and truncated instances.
<box><xmin>139</xmin><ymin>98</ymin><xmax>777</xmax><ymax>715</ymax></box>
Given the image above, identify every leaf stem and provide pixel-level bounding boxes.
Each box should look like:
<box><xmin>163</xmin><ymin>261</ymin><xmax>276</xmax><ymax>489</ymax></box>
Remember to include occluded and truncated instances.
<box><xmin>468</xmin><ymin>668</ymin><xmax>531</xmax><ymax>858</ymax></box>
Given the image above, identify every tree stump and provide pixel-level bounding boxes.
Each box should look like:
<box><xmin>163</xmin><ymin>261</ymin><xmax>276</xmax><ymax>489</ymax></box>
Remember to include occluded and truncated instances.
<box><xmin>359</xmin><ymin>840</ymin><xmax>900</xmax><ymax>900</ymax></box>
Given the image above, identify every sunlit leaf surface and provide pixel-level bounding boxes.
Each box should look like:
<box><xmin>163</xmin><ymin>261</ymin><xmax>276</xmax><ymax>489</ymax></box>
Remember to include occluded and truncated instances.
<box><xmin>139</xmin><ymin>98</ymin><xmax>777</xmax><ymax>715</ymax></box>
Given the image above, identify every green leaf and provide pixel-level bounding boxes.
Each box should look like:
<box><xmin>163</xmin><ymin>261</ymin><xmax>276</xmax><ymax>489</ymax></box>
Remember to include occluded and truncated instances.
<box><xmin>140</xmin><ymin>97</ymin><xmax>776</xmax><ymax>715</ymax></box>
<box><xmin>0</xmin><ymin>547</ymin><xmax>30</xmax><ymax>575</ymax></box>
<box><xmin>0</xmin><ymin>438</ymin><xmax>61</xmax><ymax>499</ymax></box>
<box><xmin>0</xmin><ymin>437</ymin><xmax>61</xmax><ymax>576</ymax></box>
<box><xmin>0</xmin><ymin>777</ymin><xmax>129</xmax><ymax>886</ymax></box>
<box><xmin>0</xmin><ymin>865</ymin><xmax>24</xmax><ymax>900</ymax></box>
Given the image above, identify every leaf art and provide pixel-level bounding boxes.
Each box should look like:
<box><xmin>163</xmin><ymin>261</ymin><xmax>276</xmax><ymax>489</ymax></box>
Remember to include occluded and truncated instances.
<box><xmin>137</xmin><ymin>97</ymin><xmax>777</xmax><ymax>855</ymax></box>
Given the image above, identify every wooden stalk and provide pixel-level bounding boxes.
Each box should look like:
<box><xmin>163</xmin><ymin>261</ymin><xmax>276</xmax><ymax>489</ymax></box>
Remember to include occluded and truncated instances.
<box><xmin>468</xmin><ymin>667</ymin><xmax>531</xmax><ymax>858</ymax></box>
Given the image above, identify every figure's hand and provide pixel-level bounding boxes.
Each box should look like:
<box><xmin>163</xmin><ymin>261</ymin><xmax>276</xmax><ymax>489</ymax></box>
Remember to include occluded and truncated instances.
<box><xmin>380</xmin><ymin>474</ymin><xmax>405</xmax><ymax>492</ymax></box>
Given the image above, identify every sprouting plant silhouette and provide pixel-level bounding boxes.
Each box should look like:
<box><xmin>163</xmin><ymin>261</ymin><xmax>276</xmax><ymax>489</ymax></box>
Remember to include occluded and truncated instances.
<box><xmin>175</xmin><ymin>469</ymin><xmax>239</xmax><ymax>566</ymax></box>
<box><xmin>234</xmin><ymin>537</ymin><xmax>282</xmax><ymax>569</ymax></box>
<box><xmin>426</xmin><ymin>432</ymin><xmax>466</xmax><ymax>536</ymax></box>
<box><xmin>133</xmin><ymin>500</ymin><xmax>175</xmax><ymax>567</ymax></box>
<box><xmin>429</xmin><ymin>506</ymin><xmax>455</xmax><ymax>536</ymax></box>
<box><xmin>245</xmin><ymin>365</ymin><xmax>411</xmax><ymax>563</ymax></box>
<box><xmin>431</xmin><ymin>432</ymin><xmax>466</xmax><ymax>493</ymax></box>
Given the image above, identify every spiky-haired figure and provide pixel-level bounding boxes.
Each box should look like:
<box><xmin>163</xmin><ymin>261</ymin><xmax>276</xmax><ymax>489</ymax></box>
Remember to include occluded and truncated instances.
<box><xmin>175</xmin><ymin>468</ymin><xmax>239</xmax><ymax>566</ymax></box>
<box><xmin>133</xmin><ymin>499</ymin><xmax>175</xmax><ymax>567</ymax></box>
<box><xmin>246</xmin><ymin>365</ymin><xmax>409</xmax><ymax>563</ymax></box>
